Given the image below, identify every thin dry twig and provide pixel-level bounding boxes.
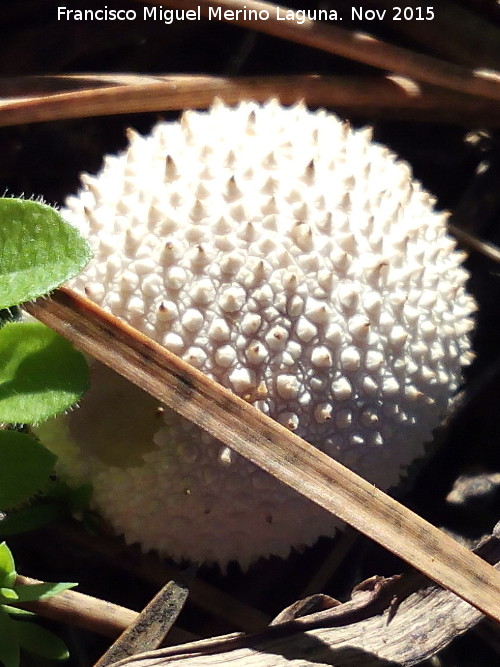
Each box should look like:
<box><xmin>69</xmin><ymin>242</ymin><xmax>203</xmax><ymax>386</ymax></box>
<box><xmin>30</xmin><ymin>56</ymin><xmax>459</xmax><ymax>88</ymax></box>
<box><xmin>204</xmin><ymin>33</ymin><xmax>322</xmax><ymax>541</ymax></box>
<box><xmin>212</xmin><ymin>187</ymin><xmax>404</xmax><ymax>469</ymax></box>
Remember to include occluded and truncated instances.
<box><xmin>300</xmin><ymin>529</ymin><xmax>360</xmax><ymax>597</ymax></box>
<box><xmin>14</xmin><ymin>574</ymin><xmax>138</xmax><ymax>639</ymax></box>
<box><xmin>450</xmin><ymin>223</ymin><xmax>500</xmax><ymax>264</ymax></box>
<box><xmin>14</xmin><ymin>574</ymin><xmax>196</xmax><ymax>646</ymax></box>
<box><xmin>2</xmin><ymin>73</ymin><xmax>500</xmax><ymax>128</ymax></box>
<box><xmin>22</xmin><ymin>288</ymin><xmax>500</xmax><ymax>625</ymax></box>
<box><xmin>151</xmin><ymin>0</ymin><xmax>500</xmax><ymax>101</ymax></box>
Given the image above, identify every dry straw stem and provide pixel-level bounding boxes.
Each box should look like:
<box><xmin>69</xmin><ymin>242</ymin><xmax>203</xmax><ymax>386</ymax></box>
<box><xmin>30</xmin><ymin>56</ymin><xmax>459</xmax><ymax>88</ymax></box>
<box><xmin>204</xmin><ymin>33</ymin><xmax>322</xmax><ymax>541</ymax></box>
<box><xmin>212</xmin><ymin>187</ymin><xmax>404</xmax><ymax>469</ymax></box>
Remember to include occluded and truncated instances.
<box><xmin>449</xmin><ymin>223</ymin><xmax>500</xmax><ymax>264</ymax></box>
<box><xmin>2</xmin><ymin>73</ymin><xmax>499</xmax><ymax>128</ymax></box>
<box><xmin>14</xmin><ymin>574</ymin><xmax>138</xmax><ymax>639</ymax></box>
<box><xmin>15</xmin><ymin>574</ymin><xmax>194</xmax><ymax>647</ymax></box>
<box><xmin>153</xmin><ymin>0</ymin><xmax>500</xmax><ymax>101</ymax></box>
<box><xmin>22</xmin><ymin>288</ymin><xmax>500</xmax><ymax>626</ymax></box>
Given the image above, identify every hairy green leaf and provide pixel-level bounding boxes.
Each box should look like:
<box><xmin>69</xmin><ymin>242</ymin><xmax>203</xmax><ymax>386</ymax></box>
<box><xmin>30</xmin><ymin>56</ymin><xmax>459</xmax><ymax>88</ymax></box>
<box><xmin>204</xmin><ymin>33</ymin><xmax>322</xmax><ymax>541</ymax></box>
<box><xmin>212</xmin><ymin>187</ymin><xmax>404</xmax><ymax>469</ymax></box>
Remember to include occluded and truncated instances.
<box><xmin>0</xmin><ymin>432</ymin><xmax>56</xmax><ymax>509</ymax></box>
<box><xmin>0</xmin><ymin>321</ymin><xmax>89</xmax><ymax>423</ymax></box>
<box><xmin>0</xmin><ymin>544</ymin><xmax>16</xmax><ymax>588</ymax></box>
<box><xmin>0</xmin><ymin>198</ymin><xmax>91</xmax><ymax>309</ymax></box>
<box><xmin>16</xmin><ymin>621</ymin><xmax>69</xmax><ymax>661</ymax></box>
<box><xmin>13</xmin><ymin>581</ymin><xmax>77</xmax><ymax>602</ymax></box>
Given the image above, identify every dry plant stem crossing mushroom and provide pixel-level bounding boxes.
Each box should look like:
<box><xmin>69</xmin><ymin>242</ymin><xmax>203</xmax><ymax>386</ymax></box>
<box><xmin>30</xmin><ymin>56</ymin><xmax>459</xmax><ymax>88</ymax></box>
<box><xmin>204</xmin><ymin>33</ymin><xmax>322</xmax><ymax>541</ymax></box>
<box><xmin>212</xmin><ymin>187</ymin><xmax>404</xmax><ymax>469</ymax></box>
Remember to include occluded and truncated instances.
<box><xmin>37</xmin><ymin>100</ymin><xmax>476</xmax><ymax>569</ymax></box>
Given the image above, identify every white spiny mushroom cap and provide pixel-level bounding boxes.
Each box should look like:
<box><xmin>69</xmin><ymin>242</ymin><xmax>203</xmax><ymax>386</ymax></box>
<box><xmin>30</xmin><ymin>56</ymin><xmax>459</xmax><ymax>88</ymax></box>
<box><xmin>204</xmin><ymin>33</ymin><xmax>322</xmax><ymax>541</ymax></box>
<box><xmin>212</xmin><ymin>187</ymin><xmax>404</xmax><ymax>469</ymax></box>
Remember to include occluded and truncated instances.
<box><xmin>38</xmin><ymin>100</ymin><xmax>476</xmax><ymax>568</ymax></box>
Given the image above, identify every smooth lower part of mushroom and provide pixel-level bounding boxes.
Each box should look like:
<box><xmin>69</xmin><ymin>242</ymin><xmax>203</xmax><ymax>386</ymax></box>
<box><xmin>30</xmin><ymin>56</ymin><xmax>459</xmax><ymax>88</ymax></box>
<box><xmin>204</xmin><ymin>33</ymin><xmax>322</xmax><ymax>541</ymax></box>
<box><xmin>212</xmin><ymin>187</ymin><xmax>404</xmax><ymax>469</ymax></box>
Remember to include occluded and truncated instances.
<box><xmin>36</xmin><ymin>100</ymin><xmax>476</xmax><ymax>569</ymax></box>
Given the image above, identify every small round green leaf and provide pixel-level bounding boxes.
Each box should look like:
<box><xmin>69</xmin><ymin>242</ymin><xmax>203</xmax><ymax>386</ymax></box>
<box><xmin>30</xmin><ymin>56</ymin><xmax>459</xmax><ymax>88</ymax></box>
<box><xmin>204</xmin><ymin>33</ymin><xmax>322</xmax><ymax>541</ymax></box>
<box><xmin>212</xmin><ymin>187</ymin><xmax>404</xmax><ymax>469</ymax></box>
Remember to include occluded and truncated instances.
<box><xmin>0</xmin><ymin>321</ymin><xmax>89</xmax><ymax>423</ymax></box>
<box><xmin>0</xmin><ymin>431</ymin><xmax>56</xmax><ymax>510</ymax></box>
<box><xmin>0</xmin><ymin>588</ymin><xmax>18</xmax><ymax>602</ymax></box>
<box><xmin>0</xmin><ymin>543</ymin><xmax>16</xmax><ymax>588</ymax></box>
<box><xmin>0</xmin><ymin>197</ymin><xmax>91</xmax><ymax>309</ymax></box>
<box><xmin>15</xmin><ymin>621</ymin><xmax>69</xmax><ymax>661</ymax></box>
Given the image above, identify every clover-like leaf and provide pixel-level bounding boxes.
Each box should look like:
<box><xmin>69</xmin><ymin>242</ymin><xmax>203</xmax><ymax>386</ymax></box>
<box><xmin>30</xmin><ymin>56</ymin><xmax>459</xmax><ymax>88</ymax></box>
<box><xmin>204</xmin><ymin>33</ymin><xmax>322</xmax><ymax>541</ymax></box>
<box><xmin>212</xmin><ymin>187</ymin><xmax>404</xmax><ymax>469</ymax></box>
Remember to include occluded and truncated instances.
<box><xmin>15</xmin><ymin>621</ymin><xmax>69</xmax><ymax>661</ymax></box>
<box><xmin>0</xmin><ymin>543</ymin><xmax>16</xmax><ymax>589</ymax></box>
<box><xmin>0</xmin><ymin>431</ymin><xmax>56</xmax><ymax>509</ymax></box>
<box><xmin>0</xmin><ymin>321</ymin><xmax>89</xmax><ymax>423</ymax></box>
<box><xmin>0</xmin><ymin>198</ymin><xmax>91</xmax><ymax>309</ymax></box>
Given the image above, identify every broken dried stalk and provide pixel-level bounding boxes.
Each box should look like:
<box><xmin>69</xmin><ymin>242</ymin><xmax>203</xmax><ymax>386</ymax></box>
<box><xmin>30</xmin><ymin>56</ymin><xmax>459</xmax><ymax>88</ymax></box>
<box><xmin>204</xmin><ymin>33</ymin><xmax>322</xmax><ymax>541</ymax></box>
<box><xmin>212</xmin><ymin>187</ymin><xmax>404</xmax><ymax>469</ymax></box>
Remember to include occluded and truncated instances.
<box><xmin>88</xmin><ymin>525</ymin><xmax>500</xmax><ymax>667</ymax></box>
<box><xmin>22</xmin><ymin>288</ymin><xmax>500</xmax><ymax>624</ymax></box>
<box><xmin>95</xmin><ymin>576</ymin><xmax>191</xmax><ymax>667</ymax></box>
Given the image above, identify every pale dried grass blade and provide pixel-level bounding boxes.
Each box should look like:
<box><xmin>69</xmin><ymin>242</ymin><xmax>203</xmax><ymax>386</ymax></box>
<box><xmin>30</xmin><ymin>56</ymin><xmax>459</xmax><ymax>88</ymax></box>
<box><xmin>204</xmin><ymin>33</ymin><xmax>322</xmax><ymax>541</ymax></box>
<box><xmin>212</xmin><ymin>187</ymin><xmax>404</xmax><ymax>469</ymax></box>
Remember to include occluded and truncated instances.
<box><xmin>450</xmin><ymin>223</ymin><xmax>500</xmax><ymax>264</ymax></box>
<box><xmin>2</xmin><ymin>73</ymin><xmax>500</xmax><ymax>127</ymax></box>
<box><xmin>153</xmin><ymin>0</ymin><xmax>500</xmax><ymax>101</ymax></box>
<box><xmin>14</xmin><ymin>574</ymin><xmax>138</xmax><ymax>639</ymax></box>
<box><xmin>23</xmin><ymin>288</ymin><xmax>500</xmax><ymax>625</ymax></box>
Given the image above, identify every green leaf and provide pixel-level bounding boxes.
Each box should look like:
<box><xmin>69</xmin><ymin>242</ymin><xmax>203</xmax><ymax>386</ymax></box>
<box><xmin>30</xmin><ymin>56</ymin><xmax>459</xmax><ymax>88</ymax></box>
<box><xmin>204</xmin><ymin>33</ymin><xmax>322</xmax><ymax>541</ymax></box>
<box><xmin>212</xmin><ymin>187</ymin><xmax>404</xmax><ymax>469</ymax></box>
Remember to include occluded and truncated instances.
<box><xmin>0</xmin><ymin>197</ymin><xmax>91</xmax><ymax>309</ymax></box>
<box><xmin>0</xmin><ymin>503</ymin><xmax>66</xmax><ymax>537</ymax></box>
<box><xmin>0</xmin><ymin>608</ymin><xmax>20</xmax><ymax>667</ymax></box>
<box><xmin>12</xmin><ymin>582</ymin><xmax>76</xmax><ymax>602</ymax></box>
<box><xmin>0</xmin><ymin>543</ymin><xmax>16</xmax><ymax>588</ymax></box>
<box><xmin>0</xmin><ymin>588</ymin><xmax>18</xmax><ymax>603</ymax></box>
<box><xmin>0</xmin><ymin>606</ymin><xmax>35</xmax><ymax>619</ymax></box>
<box><xmin>0</xmin><ymin>321</ymin><xmax>89</xmax><ymax>423</ymax></box>
<box><xmin>15</xmin><ymin>621</ymin><xmax>69</xmax><ymax>661</ymax></box>
<box><xmin>0</xmin><ymin>432</ymin><xmax>56</xmax><ymax>509</ymax></box>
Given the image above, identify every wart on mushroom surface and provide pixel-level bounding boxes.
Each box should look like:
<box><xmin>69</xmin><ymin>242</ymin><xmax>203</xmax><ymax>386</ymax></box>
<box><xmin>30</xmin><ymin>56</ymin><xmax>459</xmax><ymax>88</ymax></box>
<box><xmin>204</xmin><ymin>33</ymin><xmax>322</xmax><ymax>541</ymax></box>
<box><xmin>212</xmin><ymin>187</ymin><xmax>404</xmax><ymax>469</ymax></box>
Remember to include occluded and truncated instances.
<box><xmin>36</xmin><ymin>100</ymin><xmax>476</xmax><ymax>569</ymax></box>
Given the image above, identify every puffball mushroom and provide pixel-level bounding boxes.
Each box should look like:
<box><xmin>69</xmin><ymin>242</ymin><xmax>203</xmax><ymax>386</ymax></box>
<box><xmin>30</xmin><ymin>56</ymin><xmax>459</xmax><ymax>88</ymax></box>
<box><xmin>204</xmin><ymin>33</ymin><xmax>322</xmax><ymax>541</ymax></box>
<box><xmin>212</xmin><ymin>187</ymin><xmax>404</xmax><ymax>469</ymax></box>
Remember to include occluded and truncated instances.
<box><xmin>37</xmin><ymin>100</ymin><xmax>476</xmax><ymax>568</ymax></box>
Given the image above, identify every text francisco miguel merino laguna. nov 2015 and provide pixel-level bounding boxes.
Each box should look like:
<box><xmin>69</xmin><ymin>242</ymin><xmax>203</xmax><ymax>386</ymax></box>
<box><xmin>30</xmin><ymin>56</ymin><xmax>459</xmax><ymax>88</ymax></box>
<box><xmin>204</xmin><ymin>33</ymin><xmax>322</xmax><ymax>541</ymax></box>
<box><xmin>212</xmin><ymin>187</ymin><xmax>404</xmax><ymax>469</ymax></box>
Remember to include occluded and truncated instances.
<box><xmin>56</xmin><ymin>5</ymin><xmax>436</xmax><ymax>24</ymax></box>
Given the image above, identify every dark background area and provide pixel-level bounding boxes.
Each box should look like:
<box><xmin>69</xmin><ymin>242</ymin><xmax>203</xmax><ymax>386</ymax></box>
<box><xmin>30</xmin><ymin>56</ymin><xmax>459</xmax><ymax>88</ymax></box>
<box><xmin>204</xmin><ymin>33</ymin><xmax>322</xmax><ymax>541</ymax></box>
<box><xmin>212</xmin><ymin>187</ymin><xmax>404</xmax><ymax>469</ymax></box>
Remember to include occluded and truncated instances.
<box><xmin>2</xmin><ymin>1</ymin><xmax>500</xmax><ymax>665</ymax></box>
